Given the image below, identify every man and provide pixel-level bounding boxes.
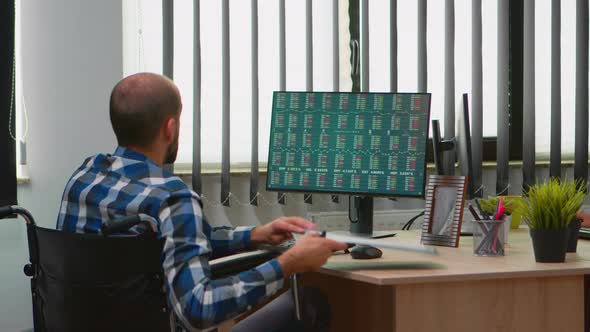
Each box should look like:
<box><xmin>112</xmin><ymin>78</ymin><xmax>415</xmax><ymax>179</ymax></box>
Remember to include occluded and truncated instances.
<box><xmin>56</xmin><ymin>73</ymin><xmax>347</xmax><ymax>331</ymax></box>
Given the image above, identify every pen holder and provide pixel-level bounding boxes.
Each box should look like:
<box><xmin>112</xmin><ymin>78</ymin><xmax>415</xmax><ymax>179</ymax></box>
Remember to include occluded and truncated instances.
<box><xmin>473</xmin><ymin>219</ymin><xmax>507</xmax><ymax>256</ymax></box>
<box><xmin>503</xmin><ymin>216</ymin><xmax>511</xmax><ymax>244</ymax></box>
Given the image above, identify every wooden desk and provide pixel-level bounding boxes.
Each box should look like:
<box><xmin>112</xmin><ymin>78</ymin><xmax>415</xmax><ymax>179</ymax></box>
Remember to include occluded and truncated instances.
<box><xmin>302</xmin><ymin>228</ymin><xmax>590</xmax><ymax>332</ymax></box>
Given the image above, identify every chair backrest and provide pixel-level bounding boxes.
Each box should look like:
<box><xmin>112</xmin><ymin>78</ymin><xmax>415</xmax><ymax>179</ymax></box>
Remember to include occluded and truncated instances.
<box><xmin>30</xmin><ymin>226</ymin><xmax>171</xmax><ymax>332</ymax></box>
<box><xmin>0</xmin><ymin>206</ymin><xmax>172</xmax><ymax>332</ymax></box>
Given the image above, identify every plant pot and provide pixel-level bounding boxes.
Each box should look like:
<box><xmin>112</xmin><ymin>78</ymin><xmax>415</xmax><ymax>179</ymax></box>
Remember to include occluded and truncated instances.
<box><xmin>567</xmin><ymin>219</ymin><xmax>582</xmax><ymax>253</ymax></box>
<box><xmin>510</xmin><ymin>211</ymin><xmax>522</xmax><ymax>229</ymax></box>
<box><xmin>529</xmin><ymin>228</ymin><xmax>569</xmax><ymax>263</ymax></box>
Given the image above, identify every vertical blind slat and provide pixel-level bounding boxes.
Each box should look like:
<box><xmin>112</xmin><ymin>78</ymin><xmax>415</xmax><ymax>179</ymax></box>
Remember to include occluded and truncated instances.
<box><xmin>250</xmin><ymin>0</ymin><xmax>259</xmax><ymax>205</ymax></box>
<box><xmin>497</xmin><ymin>0</ymin><xmax>510</xmax><ymax>195</ymax></box>
<box><xmin>443</xmin><ymin>0</ymin><xmax>455</xmax><ymax>175</ymax></box>
<box><xmin>304</xmin><ymin>0</ymin><xmax>313</xmax><ymax>204</ymax></box>
<box><xmin>162</xmin><ymin>0</ymin><xmax>173</xmax><ymax>79</ymax></box>
<box><xmin>522</xmin><ymin>0</ymin><xmax>535</xmax><ymax>191</ymax></box>
<box><xmin>221</xmin><ymin>0</ymin><xmax>230</xmax><ymax>206</ymax></box>
<box><xmin>162</xmin><ymin>0</ymin><xmax>174</xmax><ymax>173</ymax></box>
<box><xmin>277</xmin><ymin>0</ymin><xmax>286</xmax><ymax>204</ymax></box>
<box><xmin>360</xmin><ymin>0</ymin><xmax>369</xmax><ymax>92</ymax></box>
<box><xmin>471</xmin><ymin>0</ymin><xmax>483</xmax><ymax>196</ymax></box>
<box><xmin>575</xmin><ymin>0</ymin><xmax>589</xmax><ymax>184</ymax></box>
<box><xmin>390</xmin><ymin>0</ymin><xmax>397</xmax><ymax>93</ymax></box>
<box><xmin>550</xmin><ymin>0</ymin><xmax>561</xmax><ymax>178</ymax></box>
<box><xmin>192</xmin><ymin>0</ymin><xmax>202</xmax><ymax>195</ymax></box>
<box><xmin>332</xmin><ymin>0</ymin><xmax>340</xmax><ymax>203</ymax></box>
<box><xmin>417</xmin><ymin>0</ymin><xmax>427</xmax><ymax>93</ymax></box>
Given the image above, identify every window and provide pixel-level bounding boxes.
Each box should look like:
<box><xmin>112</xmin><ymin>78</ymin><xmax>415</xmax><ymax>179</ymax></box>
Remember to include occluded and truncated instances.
<box><xmin>123</xmin><ymin>1</ymin><xmax>338</xmax><ymax>168</ymax></box>
<box><xmin>123</xmin><ymin>0</ymin><xmax>586</xmax><ymax>169</ymax></box>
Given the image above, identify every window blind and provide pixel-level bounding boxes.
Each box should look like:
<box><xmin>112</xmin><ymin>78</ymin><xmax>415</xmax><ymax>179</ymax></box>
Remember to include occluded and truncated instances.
<box><xmin>522</xmin><ymin>0</ymin><xmax>536</xmax><ymax>191</ymax></box>
<box><xmin>137</xmin><ymin>0</ymin><xmax>590</xmax><ymax>206</ymax></box>
<box><xmin>443</xmin><ymin>0</ymin><xmax>455</xmax><ymax>176</ymax></box>
<box><xmin>472</xmin><ymin>0</ymin><xmax>483</xmax><ymax>195</ymax></box>
<box><xmin>496</xmin><ymin>0</ymin><xmax>509</xmax><ymax>195</ymax></box>
<box><xmin>192</xmin><ymin>0</ymin><xmax>202</xmax><ymax>195</ymax></box>
<box><xmin>163</xmin><ymin>0</ymin><xmax>174</xmax><ymax>174</ymax></box>
<box><xmin>550</xmin><ymin>0</ymin><xmax>561</xmax><ymax>178</ymax></box>
<box><xmin>574</xmin><ymin>0</ymin><xmax>589</xmax><ymax>185</ymax></box>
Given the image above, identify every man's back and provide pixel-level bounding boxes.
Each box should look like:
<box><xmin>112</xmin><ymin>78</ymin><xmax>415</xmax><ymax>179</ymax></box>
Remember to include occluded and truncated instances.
<box><xmin>57</xmin><ymin>146</ymin><xmax>190</xmax><ymax>234</ymax></box>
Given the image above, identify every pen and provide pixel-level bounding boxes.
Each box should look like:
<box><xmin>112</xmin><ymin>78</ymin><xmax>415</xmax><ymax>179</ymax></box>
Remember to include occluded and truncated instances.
<box><xmin>468</xmin><ymin>204</ymin><xmax>481</xmax><ymax>221</ymax></box>
<box><xmin>494</xmin><ymin>197</ymin><xmax>505</xmax><ymax>220</ymax></box>
<box><xmin>491</xmin><ymin>198</ymin><xmax>506</xmax><ymax>253</ymax></box>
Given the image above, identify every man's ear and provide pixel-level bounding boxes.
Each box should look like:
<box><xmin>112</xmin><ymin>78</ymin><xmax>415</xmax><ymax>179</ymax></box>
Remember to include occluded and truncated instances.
<box><xmin>163</xmin><ymin>117</ymin><xmax>178</xmax><ymax>142</ymax></box>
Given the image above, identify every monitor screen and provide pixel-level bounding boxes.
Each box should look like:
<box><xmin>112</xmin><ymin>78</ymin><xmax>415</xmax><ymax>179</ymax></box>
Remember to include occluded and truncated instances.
<box><xmin>266</xmin><ymin>92</ymin><xmax>431</xmax><ymax>197</ymax></box>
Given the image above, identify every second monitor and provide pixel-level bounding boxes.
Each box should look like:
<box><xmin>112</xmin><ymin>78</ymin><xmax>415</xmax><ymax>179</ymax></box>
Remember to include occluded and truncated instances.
<box><xmin>266</xmin><ymin>92</ymin><xmax>432</xmax><ymax>236</ymax></box>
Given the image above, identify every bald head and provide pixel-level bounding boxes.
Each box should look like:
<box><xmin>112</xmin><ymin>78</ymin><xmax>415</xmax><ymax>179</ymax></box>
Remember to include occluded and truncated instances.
<box><xmin>109</xmin><ymin>73</ymin><xmax>181</xmax><ymax>148</ymax></box>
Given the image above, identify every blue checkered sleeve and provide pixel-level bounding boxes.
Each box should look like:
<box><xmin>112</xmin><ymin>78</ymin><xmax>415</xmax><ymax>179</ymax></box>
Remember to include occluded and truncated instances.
<box><xmin>206</xmin><ymin>224</ymin><xmax>256</xmax><ymax>258</ymax></box>
<box><xmin>159</xmin><ymin>193</ymin><xmax>285</xmax><ymax>330</ymax></box>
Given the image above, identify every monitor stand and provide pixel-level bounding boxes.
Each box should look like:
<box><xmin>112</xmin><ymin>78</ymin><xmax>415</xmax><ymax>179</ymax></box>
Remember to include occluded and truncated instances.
<box><xmin>340</xmin><ymin>196</ymin><xmax>396</xmax><ymax>239</ymax></box>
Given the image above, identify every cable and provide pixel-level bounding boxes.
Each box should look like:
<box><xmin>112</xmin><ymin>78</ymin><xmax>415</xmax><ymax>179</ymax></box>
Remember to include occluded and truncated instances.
<box><xmin>9</xmin><ymin>2</ymin><xmax>29</xmax><ymax>144</ymax></box>
<box><xmin>137</xmin><ymin>0</ymin><xmax>144</xmax><ymax>71</ymax></box>
<box><xmin>401</xmin><ymin>210</ymin><xmax>425</xmax><ymax>230</ymax></box>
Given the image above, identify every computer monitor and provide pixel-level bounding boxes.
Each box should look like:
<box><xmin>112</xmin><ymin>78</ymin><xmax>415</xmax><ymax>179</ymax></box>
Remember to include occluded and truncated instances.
<box><xmin>266</xmin><ymin>91</ymin><xmax>432</xmax><ymax>236</ymax></box>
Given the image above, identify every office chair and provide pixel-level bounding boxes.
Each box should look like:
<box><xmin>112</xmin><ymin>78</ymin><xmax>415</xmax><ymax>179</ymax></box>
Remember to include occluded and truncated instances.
<box><xmin>0</xmin><ymin>205</ymin><xmax>296</xmax><ymax>332</ymax></box>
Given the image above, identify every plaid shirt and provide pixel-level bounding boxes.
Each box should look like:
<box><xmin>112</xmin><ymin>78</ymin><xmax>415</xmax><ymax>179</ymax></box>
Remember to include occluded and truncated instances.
<box><xmin>56</xmin><ymin>146</ymin><xmax>285</xmax><ymax>330</ymax></box>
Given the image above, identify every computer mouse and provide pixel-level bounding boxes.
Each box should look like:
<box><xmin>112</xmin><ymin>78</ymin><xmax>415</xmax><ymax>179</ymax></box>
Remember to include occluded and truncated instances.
<box><xmin>350</xmin><ymin>245</ymin><xmax>382</xmax><ymax>259</ymax></box>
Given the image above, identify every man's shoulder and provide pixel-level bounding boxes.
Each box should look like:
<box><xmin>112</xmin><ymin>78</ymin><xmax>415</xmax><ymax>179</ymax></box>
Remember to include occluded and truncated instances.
<box><xmin>67</xmin><ymin>151</ymin><xmax>200</xmax><ymax>204</ymax></box>
<box><xmin>146</xmin><ymin>174</ymin><xmax>199</xmax><ymax>199</ymax></box>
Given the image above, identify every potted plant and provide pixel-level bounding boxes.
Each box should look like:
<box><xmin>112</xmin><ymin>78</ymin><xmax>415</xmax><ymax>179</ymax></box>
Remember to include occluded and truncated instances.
<box><xmin>518</xmin><ymin>178</ymin><xmax>586</xmax><ymax>262</ymax></box>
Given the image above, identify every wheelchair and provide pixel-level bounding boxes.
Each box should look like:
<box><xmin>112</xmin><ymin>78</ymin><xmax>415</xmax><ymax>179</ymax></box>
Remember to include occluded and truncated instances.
<box><xmin>1</xmin><ymin>205</ymin><xmax>287</xmax><ymax>332</ymax></box>
<box><xmin>0</xmin><ymin>206</ymin><xmax>172</xmax><ymax>331</ymax></box>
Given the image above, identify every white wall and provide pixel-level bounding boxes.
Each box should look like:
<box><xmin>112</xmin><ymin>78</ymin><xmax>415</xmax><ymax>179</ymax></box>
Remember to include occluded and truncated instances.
<box><xmin>0</xmin><ymin>1</ymin><xmax>122</xmax><ymax>330</ymax></box>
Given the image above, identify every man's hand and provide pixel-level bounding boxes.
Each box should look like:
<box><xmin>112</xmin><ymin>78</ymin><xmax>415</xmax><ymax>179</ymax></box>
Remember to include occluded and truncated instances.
<box><xmin>250</xmin><ymin>216</ymin><xmax>316</xmax><ymax>246</ymax></box>
<box><xmin>277</xmin><ymin>233</ymin><xmax>348</xmax><ymax>277</ymax></box>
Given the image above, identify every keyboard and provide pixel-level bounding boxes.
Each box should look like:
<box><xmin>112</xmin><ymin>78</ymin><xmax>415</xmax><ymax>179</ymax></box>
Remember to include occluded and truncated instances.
<box><xmin>258</xmin><ymin>238</ymin><xmax>296</xmax><ymax>253</ymax></box>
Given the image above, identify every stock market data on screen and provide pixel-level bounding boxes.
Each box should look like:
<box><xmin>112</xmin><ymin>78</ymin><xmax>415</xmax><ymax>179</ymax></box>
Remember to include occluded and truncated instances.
<box><xmin>266</xmin><ymin>92</ymin><xmax>431</xmax><ymax>197</ymax></box>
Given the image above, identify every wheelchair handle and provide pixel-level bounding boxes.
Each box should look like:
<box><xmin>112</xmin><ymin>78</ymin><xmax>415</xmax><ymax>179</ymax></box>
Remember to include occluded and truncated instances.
<box><xmin>0</xmin><ymin>206</ymin><xmax>13</xmax><ymax>219</ymax></box>
<box><xmin>101</xmin><ymin>214</ymin><xmax>157</xmax><ymax>236</ymax></box>
<box><xmin>0</xmin><ymin>205</ymin><xmax>36</xmax><ymax>224</ymax></box>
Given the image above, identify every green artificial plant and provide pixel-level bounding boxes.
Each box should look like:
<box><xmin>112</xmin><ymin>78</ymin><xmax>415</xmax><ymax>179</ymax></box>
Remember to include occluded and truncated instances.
<box><xmin>477</xmin><ymin>196</ymin><xmax>521</xmax><ymax>216</ymax></box>
<box><xmin>519</xmin><ymin>178</ymin><xmax>586</xmax><ymax>230</ymax></box>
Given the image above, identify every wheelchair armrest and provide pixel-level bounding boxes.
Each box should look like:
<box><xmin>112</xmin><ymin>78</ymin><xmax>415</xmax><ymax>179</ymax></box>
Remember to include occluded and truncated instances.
<box><xmin>101</xmin><ymin>214</ymin><xmax>157</xmax><ymax>236</ymax></box>
<box><xmin>0</xmin><ymin>205</ymin><xmax>35</xmax><ymax>224</ymax></box>
<box><xmin>209</xmin><ymin>250</ymin><xmax>280</xmax><ymax>279</ymax></box>
<box><xmin>0</xmin><ymin>206</ymin><xmax>14</xmax><ymax>219</ymax></box>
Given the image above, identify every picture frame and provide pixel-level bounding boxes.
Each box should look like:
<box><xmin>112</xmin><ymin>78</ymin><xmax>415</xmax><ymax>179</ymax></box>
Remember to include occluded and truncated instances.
<box><xmin>421</xmin><ymin>175</ymin><xmax>468</xmax><ymax>247</ymax></box>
